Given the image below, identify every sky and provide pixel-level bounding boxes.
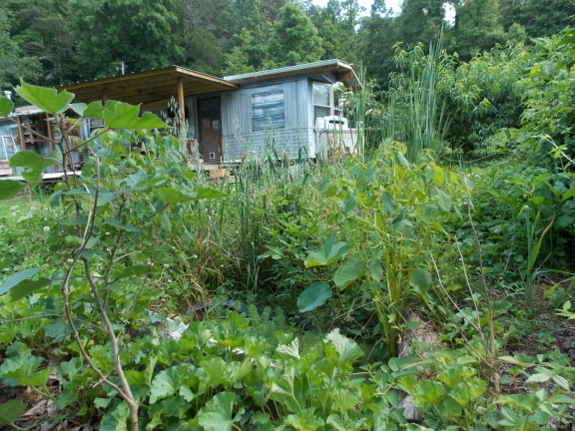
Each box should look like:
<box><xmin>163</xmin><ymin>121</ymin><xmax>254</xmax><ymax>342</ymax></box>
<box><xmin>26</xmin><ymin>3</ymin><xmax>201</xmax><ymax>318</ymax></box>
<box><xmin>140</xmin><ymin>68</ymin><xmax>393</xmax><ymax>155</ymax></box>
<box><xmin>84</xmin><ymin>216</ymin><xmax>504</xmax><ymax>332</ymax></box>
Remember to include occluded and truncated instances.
<box><xmin>312</xmin><ymin>0</ymin><xmax>456</xmax><ymax>22</ymax></box>
<box><xmin>312</xmin><ymin>0</ymin><xmax>404</xmax><ymax>15</ymax></box>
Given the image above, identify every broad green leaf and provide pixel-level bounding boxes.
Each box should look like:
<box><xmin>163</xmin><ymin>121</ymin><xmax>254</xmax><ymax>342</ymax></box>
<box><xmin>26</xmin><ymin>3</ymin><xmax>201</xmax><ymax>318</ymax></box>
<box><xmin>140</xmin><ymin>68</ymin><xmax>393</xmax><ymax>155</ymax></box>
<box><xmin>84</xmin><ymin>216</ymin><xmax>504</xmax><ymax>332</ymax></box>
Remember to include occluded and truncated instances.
<box><xmin>16</xmin><ymin>368</ymin><xmax>51</xmax><ymax>387</ymax></box>
<box><xmin>125</xmin><ymin>358</ymin><xmax>157</xmax><ymax>387</ymax></box>
<box><xmin>15</xmin><ymin>80</ymin><xmax>74</xmax><ymax>114</ymax></box>
<box><xmin>420</xmin><ymin>204</ymin><xmax>437</xmax><ymax>223</ymax></box>
<box><xmin>8</xmin><ymin>277</ymin><xmax>51</xmax><ymax>302</ymax></box>
<box><xmin>324</xmin><ymin>329</ymin><xmax>363</xmax><ymax>366</ymax></box>
<box><xmin>396</xmin><ymin>151</ymin><xmax>409</xmax><ymax>169</ymax></box>
<box><xmin>0</xmin><ymin>267</ymin><xmax>44</xmax><ymax>296</ymax></box>
<box><xmin>0</xmin><ymin>400</ymin><xmax>27</xmax><ymax>426</ymax></box>
<box><xmin>149</xmin><ymin>364</ymin><xmax>198</xmax><ymax>404</ymax></box>
<box><xmin>179</xmin><ymin>386</ymin><xmax>195</xmax><ymax>402</ymax></box>
<box><xmin>437</xmin><ymin>365</ymin><xmax>463</xmax><ymax>389</ymax></box>
<box><xmin>449</xmin><ymin>382</ymin><xmax>472</xmax><ymax>407</ymax></box>
<box><xmin>83</xmin><ymin>101</ymin><xmax>109</xmax><ymax>119</ymax></box>
<box><xmin>200</xmin><ymin>356</ymin><xmax>233</xmax><ymax>386</ymax></box>
<box><xmin>525</xmin><ymin>372</ymin><xmax>551</xmax><ymax>384</ymax></box>
<box><xmin>116</xmin><ymin>265</ymin><xmax>160</xmax><ymax>278</ymax></box>
<box><xmin>0</xmin><ymin>356</ymin><xmax>43</xmax><ymax>384</ymax></box>
<box><xmin>414</xmin><ymin>380</ymin><xmax>444</xmax><ymax>406</ymax></box>
<box><xmin>435</xmin><ymin>189</ymin><xmax>452</xmax><ymax>212</ymax></box>
<box><xmin>285</xmin><ymin>408</ymin><xmax>325</xmax><ymax>431</ymax></box>
<box><xmin>0</xmin><ymin>96</ymin><xmax>14</xmax><ymax>116</ymax></box>
<box><xmin>271</xmin><ymin>367</ymin><xmax>301</xmax><ymax>412</ymax></box>
<box><xmin>411</xmin><ymin>268</ymin><xmax>431</xmax><ymax>292</ymax></box>
<box><xmin>0</xmin><ymin>180</ymin><xmax>27</xmax><ymax>200</ymax></box>
<box><xmin>56</xmin><ymin>391</ymin><xmax>77</xmax><ymax>409</ymax></box>
<box><xmin>276</xmin><ymin>339</ymin><xmax>300</xmax><ymax>360</ymax></box>
<box><xmin>334</xmin><ymin>258</ymin><xmax>366</xmax><ymax>289</ymax></box>
<box><xmin>9</xmin><ymin>150</ymin><xmax>62</xmax><ymax>183</ymax></box>
<box><xmin>547</xmin><ymin>394</ymin><xmax>575</xmax><ymax>404</ymax></box>
<box><xmin>305</xmin><ymin>235</ymin><xmax>351</xmax><ymax>268</ymax></box>
<box><xmin>381</xmin><ymin>192</ymin><xmax>397</xmax><ymax>215</ymax></box>
<box><xmin>297</xmin><ymin>282</ymin><xmax>332</xmax><ymax>313</ymax></box>
<box><xmin>332</xmin><ymin>388</ymin><xmax>360</xmax><ymax>412</ymax></box>
<box><xmin>149</xmin><ymin>368</ymin><xmax>178</xmax><ymax>404</ymax></box>
<box><xmin>154</xmin><ymin>187</ymin><xmax>228</xmax><ymax>204</ymax></box>
<box><xmin>102</xmin><ymin>102</ymin><xmax>167</xmax><ymax>129</ymax></box>
<box><xmin>552</xmin><ymin>375</ymin><xmax>570</xmax><ymax>391</ymax></box>
<box><xmin>368</xmin><ymin>260</ymin><xmax>383</xmax><ymax>281</ymax></box>
<box><xmin>326</xmin><ymin>414</ymin><xmax>349</xmax><ymax>431</ymax></box>
<box><xmin>441</xmin><ymin>397</ymin><xmax>462</xmax><ymax>419</ymax></box>
<box><xmin>196</xmin><ymin>392</ymin><xmax>240</xmax><ymax>431</ymax></box>
<box><xmin>70</xmin><ymin>103</ymin><xmax>88</xmax><ymax>117</ymax></box>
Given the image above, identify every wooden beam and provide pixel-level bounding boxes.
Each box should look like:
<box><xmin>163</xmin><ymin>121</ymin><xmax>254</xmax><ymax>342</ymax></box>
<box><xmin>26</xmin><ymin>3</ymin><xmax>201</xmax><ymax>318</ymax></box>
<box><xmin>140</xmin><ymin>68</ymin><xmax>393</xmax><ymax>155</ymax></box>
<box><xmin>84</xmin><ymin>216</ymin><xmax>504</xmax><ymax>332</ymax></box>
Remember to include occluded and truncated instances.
<box><xmin>17</xmin><ymin>117</ymin><xmax>25</xmax><ymax>150</ymax></box>
<box><xmin>177</xmin><ymin>77</ymin><xmax>185</xmax><ymax>137</ymax></box>
<box><xmin>45</xmin><ymin>113</ymin><xmax>58</xmax><ymax>172</ymax></box>
<box><xmin>60</xmin><ymin>66</ymin><xmax>237</xmax><ymax>92</ymax></box>
<box><xmin>61</xmin><ymin>67</ymin><xmax>180</xmax><ymax>91</ymax></box>
<box><xmin>102</xmin><ymin>88</ymin><xmax>109</xmax><ymax>104</ymax></box>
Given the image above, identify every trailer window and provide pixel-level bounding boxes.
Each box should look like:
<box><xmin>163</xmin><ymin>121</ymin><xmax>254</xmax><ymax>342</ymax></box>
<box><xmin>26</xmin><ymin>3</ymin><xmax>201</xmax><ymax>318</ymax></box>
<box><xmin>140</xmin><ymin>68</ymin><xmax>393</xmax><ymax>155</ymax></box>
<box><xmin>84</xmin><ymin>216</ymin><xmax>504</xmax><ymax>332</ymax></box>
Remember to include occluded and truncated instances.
<box><xmin>252</xmin><ymin>90</ymin><xmax>285</xmax><ymax>131</ymax></box>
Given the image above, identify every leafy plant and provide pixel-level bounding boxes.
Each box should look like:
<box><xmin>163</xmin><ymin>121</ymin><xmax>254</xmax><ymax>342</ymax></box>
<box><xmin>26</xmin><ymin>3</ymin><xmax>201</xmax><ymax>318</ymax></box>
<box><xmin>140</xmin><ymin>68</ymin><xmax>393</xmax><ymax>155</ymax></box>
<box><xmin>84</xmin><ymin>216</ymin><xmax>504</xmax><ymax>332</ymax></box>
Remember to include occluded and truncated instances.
<box><xmin>0</xmin><ymin>82</ymin><xmax>226</xmax><ymax>430</ymax></box>
<box><xmin>298</xmin><ymin>141</ymin><xmax>462</xmax><ymax>357</ymax></box>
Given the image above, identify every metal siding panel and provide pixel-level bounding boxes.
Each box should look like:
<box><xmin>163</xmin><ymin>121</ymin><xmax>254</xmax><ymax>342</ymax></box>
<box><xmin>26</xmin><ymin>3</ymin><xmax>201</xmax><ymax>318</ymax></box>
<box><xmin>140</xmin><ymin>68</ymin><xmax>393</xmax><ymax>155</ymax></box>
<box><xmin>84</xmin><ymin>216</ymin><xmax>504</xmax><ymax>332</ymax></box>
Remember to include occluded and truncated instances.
<box><xmin>221</xmin><ymin>79</ymin><xmax>316</xmax><ymax>161</ymax></box>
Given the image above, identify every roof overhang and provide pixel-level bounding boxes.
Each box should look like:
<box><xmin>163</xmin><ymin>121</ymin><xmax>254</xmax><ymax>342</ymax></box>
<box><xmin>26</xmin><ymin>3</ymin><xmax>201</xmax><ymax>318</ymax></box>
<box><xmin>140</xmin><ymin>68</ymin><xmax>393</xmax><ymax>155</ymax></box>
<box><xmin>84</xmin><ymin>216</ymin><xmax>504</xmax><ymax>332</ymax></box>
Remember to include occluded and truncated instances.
<box><xmin>57</xmin><ymin>66</ymin><xmax>239</xmax><ymax>106</ymax></box>
<box><xmin>224</xmin><ymin>59</ymin><xmax>362</xmax><ymax>89</ymax></box>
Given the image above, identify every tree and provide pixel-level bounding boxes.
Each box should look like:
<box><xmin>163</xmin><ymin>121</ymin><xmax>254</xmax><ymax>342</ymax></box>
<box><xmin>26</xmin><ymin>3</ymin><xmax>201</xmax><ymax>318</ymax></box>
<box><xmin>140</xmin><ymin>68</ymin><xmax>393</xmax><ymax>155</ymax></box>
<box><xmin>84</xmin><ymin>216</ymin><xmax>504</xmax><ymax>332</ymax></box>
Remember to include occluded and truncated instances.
<box><xmin>181</xmin><ymin>0</ymin><xmax>233</xmax><ymax>75</ymax></box>
<box><xmin>223</xmin><ymin>0</ymin><xmax>276</xmax><ymax>73</ymax></box>
<box><xmin>268</xmin><ymin>2</ymin><xmax>324</xmax><ymax>67</ymax></box>
<box><xmin>311</xmin><ymin>0</ymin><xmax>362</xmax><ymax>63</ymax></box>
<box><xmin>501</xmin><ymin>0</ymin><xmax>575</xmax><ymax>38</ymax></box>
<box><xmin>394</xmin><ymin>0</ymin><xmax>446</xmax><ymax>48</ymax></box>
<box><xmin>449</xmin><ymin>0</ymin><xmax>507</xmax><ymax>60</ymax></box>
<box><xmin>184</xmin><ymin>28</ymin><xmax>225</xmax><ymax>76</ymax></box>
<box><xmin>0</xmin><ymin>5</ymin><xmax>42</xmax><ymax>92</ymax></box>
<box><xmin>4</xmin><ymin>0</ymin><xmax>76</xmax><ymax>86</ymax></box>
<box><xmin>357</xmin><ymin>0</ymin><xmax>399</xmax><ymax>88</ymax></box>
<box><xmin>70</xmin><ymin>0</ymin><xmax>185</xmax><ymax>80</ymax></box>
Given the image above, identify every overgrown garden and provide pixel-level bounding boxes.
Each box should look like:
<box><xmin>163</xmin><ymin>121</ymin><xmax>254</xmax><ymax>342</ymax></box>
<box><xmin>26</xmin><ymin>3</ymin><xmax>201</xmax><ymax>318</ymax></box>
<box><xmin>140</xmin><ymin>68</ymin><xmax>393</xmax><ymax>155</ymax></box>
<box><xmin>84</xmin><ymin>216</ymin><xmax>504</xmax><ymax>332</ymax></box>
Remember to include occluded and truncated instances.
<box><xmin>0</xmin><ymin>20</ymin><xmax>575</xmax><ymax>431</ymax></box>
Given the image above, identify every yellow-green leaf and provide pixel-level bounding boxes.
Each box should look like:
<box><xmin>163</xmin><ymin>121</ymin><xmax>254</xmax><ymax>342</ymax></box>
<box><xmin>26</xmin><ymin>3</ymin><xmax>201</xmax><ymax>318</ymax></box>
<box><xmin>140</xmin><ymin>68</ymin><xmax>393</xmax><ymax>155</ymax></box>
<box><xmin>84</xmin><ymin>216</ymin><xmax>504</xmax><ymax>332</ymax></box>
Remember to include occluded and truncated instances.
<box><xmin>15</xmin><ymin>79</ymin><xmax>74</xmax><ymax>114</ymax></box>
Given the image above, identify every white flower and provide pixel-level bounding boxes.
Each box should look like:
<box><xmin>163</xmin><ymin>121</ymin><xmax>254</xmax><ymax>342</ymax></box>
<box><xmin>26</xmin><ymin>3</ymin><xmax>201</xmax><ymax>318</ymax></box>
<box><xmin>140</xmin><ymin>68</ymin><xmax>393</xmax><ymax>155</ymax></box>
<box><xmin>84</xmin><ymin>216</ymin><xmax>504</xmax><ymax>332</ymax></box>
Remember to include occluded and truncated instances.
<box><xmin>163</xmin><ymin>264</ymin><xmax>169</xmax><ymax>269</ymax></box>
<box><xmin>43</xmin><ymin>226</ymin><xmax>50</xmax><ymax>232</ymax></box>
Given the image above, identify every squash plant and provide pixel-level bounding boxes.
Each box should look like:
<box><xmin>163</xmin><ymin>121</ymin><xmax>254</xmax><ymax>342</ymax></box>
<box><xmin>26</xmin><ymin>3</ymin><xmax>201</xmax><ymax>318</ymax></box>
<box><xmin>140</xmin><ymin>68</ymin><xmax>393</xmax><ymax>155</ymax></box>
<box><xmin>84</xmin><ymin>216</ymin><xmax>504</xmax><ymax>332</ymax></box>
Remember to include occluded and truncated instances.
<box><xmin>0</xmin><ymin>81</ymin><xmax>226</xmax><ymax>430</ymax></box>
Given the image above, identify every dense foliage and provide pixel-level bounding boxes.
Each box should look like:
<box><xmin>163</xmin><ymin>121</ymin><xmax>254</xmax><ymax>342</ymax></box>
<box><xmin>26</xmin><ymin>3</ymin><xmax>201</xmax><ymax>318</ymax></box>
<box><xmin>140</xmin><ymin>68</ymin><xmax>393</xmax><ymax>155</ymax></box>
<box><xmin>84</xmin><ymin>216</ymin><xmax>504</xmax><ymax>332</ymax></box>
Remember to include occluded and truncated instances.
<box><xmin>1</xmin><ymin>0</ymin><xmax>575</xmax><ymax>96</ymax></box>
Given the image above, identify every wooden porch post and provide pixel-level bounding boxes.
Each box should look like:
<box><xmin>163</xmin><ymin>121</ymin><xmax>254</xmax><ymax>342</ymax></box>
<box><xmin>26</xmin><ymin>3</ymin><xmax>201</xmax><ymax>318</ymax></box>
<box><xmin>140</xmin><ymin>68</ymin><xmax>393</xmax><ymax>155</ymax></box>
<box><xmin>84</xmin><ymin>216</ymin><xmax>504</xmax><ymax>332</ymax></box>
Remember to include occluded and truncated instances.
<box><xmin>102</xmin><ymin>88</ymin><xmax>109</xmax><ymax>104</ymax></box>
<box><xmin>46</xmin><ymin>113</ymin><xmax>58</xmax><ymax>172</ymax></box>
<box><xmin>177</xmin><ymin>77</ymin><xmax>186</xmax><ymax>138</ymax></box>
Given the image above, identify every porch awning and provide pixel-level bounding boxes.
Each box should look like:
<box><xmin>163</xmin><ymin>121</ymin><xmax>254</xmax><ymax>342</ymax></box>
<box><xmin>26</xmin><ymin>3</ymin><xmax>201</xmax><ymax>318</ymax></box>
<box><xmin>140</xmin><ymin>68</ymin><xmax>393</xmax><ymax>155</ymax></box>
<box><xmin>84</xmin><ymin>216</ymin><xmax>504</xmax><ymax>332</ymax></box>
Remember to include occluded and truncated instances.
<box><xmin>58</xmin><ymin>66</ymin><xmax>238</xmax><ymax>106</ymax></box>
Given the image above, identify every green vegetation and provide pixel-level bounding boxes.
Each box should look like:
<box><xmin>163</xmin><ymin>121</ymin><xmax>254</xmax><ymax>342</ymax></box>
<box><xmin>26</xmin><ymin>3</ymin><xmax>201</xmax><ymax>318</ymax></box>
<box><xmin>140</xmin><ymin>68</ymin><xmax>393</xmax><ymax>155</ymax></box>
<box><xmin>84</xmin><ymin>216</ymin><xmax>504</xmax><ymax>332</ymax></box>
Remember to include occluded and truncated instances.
<box><xmin>3</xmin><ymin>0</ymin><xmax>575</xmax><ymax>97</ymax></box>
<box><xmin>1</xmin><ymin>3</ymin><xmax>575</xmax><ymax>430</ymax></box>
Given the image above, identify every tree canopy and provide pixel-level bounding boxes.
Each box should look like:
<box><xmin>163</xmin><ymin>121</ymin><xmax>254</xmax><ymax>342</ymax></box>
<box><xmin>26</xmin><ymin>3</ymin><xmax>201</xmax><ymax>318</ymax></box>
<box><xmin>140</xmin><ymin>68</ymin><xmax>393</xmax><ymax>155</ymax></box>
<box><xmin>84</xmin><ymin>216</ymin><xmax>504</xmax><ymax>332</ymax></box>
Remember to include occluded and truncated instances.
<box><xmin>0</xmin><ymin>0</ymin><xmax>572</xmax><ymax>93</ymax></box>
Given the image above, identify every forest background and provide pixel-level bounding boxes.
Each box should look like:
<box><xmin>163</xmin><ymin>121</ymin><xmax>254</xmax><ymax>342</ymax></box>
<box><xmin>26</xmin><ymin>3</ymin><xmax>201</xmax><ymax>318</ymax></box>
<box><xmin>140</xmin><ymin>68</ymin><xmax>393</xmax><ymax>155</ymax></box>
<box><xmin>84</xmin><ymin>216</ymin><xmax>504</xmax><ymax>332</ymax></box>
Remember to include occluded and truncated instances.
<box><xmin>2</xmin><ymin>0</ymin><xmax>575</xmax><ymax>101</ymax></box>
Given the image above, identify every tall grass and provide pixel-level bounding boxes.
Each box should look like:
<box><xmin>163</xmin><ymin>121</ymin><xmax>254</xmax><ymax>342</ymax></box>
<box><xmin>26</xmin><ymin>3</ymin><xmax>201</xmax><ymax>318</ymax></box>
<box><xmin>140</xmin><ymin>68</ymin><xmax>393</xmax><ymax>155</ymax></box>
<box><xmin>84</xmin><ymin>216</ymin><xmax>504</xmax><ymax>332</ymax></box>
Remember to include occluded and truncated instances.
<box><xmin>383</xmin><ymin>37</ymin><xmax>449</xmax><ymax>161</ymax></box>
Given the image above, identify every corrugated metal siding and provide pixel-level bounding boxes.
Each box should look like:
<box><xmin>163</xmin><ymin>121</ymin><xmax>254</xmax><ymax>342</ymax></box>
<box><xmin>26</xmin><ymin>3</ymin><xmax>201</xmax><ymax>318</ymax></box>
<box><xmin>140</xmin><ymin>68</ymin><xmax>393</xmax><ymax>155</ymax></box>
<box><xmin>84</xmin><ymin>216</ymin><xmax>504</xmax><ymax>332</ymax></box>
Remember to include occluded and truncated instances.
<box><xmin>220</xmin><ymin>77</ymin><xmax>315</xmax><ymax>161</ymax></box>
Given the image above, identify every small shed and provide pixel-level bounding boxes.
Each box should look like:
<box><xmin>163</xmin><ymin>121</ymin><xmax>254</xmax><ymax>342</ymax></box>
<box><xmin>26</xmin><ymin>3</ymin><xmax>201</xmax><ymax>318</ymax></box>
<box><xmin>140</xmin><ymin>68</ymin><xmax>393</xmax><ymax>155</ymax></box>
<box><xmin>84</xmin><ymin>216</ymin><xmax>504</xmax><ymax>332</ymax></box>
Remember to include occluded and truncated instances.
<box><xmin>58</xmin><ymin>59</ymin><xmax>362</xmax><ymax>164</ymax></box>
<box><xmin>0</xmin><ymin>104</ymin><xmax>84</xmax><ymax>177</ymax></box>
